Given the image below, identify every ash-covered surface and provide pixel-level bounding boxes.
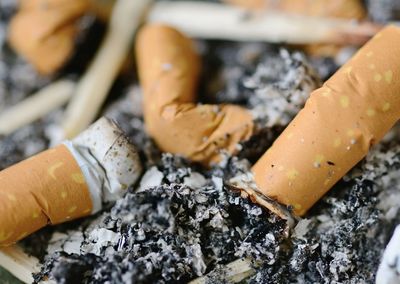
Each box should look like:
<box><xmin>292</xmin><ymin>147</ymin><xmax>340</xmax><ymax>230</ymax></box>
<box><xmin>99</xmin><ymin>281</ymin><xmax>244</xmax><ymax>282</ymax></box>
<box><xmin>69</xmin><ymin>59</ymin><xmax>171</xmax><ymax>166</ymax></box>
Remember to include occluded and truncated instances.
<box><xmin>34</xmin><ymin>154</ymin><xmax>287</xmax><ymax>283</ymax></box>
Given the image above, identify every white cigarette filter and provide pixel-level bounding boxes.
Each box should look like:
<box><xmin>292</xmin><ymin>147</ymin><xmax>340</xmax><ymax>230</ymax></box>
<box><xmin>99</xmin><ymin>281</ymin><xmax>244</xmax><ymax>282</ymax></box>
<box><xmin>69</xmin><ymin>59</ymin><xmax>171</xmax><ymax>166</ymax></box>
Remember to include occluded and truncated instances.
<box><xmin>376</xmin><ymin>225</ymin><xmax>400</xmax><ymax>284</ymax></box>
<box><xmin>0</xmin><ymin>117</ymin><xmax>142</xmax><ymax>246</ymax></box>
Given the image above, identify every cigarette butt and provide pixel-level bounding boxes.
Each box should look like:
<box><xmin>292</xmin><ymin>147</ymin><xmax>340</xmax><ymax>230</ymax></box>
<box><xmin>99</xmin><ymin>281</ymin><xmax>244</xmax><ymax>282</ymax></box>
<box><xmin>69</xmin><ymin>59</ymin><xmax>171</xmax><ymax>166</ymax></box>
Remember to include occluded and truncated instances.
<box><xmin>224</xmin><ymin>0</ymin><xmax>367</xmax><ymax>57</ymax></box>
<box><xmin>136</xmin><ymin>24</ymin><xmax>253</xmax><ymax>165</ymax></box>
<box><xmin>8</xmin><ymin>0</ymin><xmax>90</xmax><ymax>75</ymax></box>
<box><xmin>252</xmin><ymin>25</ymin><xmax>400</xmax><ymax>216</ymax></box>
<box><xmin>0</xmin><ymin>117</ymin><xmax>141</xmax><ymax>246</ymax></box>
<box><xmin>224</xmin><ymin>0</ymin><xmax>366</xmax><ymax>20</ymax></box>
<box><xmin>148</xmin><ymin>2</ymin><xmax>380</xmax><ymax>46</ymax></box>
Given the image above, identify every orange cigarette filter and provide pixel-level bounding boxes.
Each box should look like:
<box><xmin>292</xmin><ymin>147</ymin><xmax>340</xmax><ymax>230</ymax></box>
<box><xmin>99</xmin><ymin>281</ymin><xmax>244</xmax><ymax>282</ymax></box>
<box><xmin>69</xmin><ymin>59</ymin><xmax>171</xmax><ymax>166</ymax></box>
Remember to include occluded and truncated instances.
<box><xmin>252</xmin><ymin>25</ymin><xmax>400</xmax><ymax>216</ymax></box>
<box><xmin>136</xmin><ymin>24</ymin><xmax>254</xmax><ymax>165</ymax></box>
<box><xmin>9</xmin><ymin>0</ymin><xmax>90</xmax><ymax>74</ymax></box>
<box><xmin>0</xmin><ymin>145</ymin><xmax>91</xmax><ymax>246</ymax></box>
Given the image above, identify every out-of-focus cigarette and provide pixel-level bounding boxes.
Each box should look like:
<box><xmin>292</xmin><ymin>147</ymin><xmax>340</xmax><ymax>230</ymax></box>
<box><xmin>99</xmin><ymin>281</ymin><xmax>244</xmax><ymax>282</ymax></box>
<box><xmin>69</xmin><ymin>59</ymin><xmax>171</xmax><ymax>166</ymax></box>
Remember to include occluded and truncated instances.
<box><xmin>0</xmin><ymin>80</ymin><xmax>75</xmax><ymax>136</ymax></box>
<box><xmin>136</xmin><ymin>24</ymin><xmax>253</xmax><ymax>165</ymax></box>
<box><xmin>147</xmin><ymin>2</ymin><xmax>381</xmax><ymax>45</ymax></box>
<box><xmin>224</xmin><ymin>0</ymin><xmax>366</xmax><ymax>20</ymax></box>
<box><xmin>8</xmin><ymin>0</ymin><xmax>90</xmax><ymax>75</ymax></box>
<box><xmin>251</xmin><ymin>25</ymin><xmax>400</xmax><ymax>216</ymax></box>
<box><xmin>0</xmin><ymin>117</ymin><xmax>142</xmax><ymax>246</ymax></box>
<box><xmin>60</xmin><ymin>0</ymin><xmax>152</xmax><ymax>141</ymax></box>
<box><xmin>376</xmin><ymin>225</ymin><xmax>400</xmax><ymax>284</ymax></box>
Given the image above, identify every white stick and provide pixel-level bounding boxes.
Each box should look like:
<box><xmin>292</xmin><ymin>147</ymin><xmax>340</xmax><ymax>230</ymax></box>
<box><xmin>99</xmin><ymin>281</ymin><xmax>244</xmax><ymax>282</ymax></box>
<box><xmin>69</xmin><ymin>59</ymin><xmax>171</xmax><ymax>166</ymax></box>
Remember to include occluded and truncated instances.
<box><xmin>60</xmin><ymin>0</ymin><xmax>153</xmax><ymax>141</ymax></box>
<box><xmin>0</xmin><ymin>246</ymin><xmax>40</xmax><ymax>284</ymax></box>
<box><xmin>148</xmin><ymin>1</ymin><xmax>381</xmax><ymax>45</ymax></box>
<box><xmin>0</xmin><ymin>80</ymin><xmax>74</xmax><ymax>136</ymax></box>
<box><xmin>188</xmin><ymin>258</ymin><xmax>256</xmax><ymax>284</ymax></box>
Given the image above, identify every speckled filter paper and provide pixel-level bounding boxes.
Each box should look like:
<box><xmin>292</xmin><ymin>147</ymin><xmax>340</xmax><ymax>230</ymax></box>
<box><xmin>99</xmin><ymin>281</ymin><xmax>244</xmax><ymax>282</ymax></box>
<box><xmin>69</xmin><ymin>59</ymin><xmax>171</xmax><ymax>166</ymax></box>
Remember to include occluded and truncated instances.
<box><xmin>252</xmin><ymin>25</ymin><xmax>400</xmax><ymax>216</ymax></box>
<box><xmin>0</xmin><ymin>144</ymin><xmax>92</xmax><ymax>246</ymax></box>
<box><xmin>136</xmin><ymin>25</ymin><xmax>254</xmax><ymax>165</ymax></box>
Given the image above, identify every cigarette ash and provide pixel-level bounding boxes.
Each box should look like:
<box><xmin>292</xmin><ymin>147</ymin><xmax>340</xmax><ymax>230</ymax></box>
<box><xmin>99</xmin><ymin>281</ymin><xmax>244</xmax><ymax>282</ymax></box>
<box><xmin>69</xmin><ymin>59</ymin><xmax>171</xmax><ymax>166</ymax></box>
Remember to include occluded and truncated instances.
<box><xmin>243</xmin><ymin>136</ymin><xmax>400</xmax><ymax>283</ymax></box>
<box><xmin>366</xmin><ymin>0</ymin><xmax>400</xmax><ymax>23</ymax></box>
<box><xmin>34</xmin><ymin>154</ymin><xmax>287</xmax><ymax>283</ymax></box>
<box><xmin>200</xmin><ymin>42</ymin><xmax>320</xmax><ymax>130</ymax></box>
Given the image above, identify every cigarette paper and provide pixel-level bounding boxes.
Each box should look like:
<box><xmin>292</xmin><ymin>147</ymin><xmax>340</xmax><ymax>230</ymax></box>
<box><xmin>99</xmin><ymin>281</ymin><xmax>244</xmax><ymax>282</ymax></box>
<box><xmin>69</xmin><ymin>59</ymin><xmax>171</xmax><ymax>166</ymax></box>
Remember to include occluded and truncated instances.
<box><xmin>376</xmin><ymin>225</ymin><xmax>400</xmax><ymax>284</ymax></box>
<box><xmin>136</xmin><ymin>24</ymin><xmax>253</xmax><ymax>165</ymax></box>
<box><xmin>147</xmin><ymin>2</ymin><xmax>380</xmax><ymax>46</ymax></box>
<box><xmin>0</xmin><ymin>117</ymin><xmax>142</xmax><ymax>246</ymax></box>
<box><xmin>60</xmin><ymin>0</ymin><xmax>152</xmax><ymax>141</ymax></box>
<box><xmin>252</xmin><ymin>25</ymin><xmax>400</xmax><ymax>216</ymax></box>
<box><xmin>9</xmin><ymin>0</ymin><xmax>90</xmax><ymax>75</ymax></box>
<box><xmin>0</xmin><ymin>80</ymin><xmax>75</xmax><ymax>136</ymax></box>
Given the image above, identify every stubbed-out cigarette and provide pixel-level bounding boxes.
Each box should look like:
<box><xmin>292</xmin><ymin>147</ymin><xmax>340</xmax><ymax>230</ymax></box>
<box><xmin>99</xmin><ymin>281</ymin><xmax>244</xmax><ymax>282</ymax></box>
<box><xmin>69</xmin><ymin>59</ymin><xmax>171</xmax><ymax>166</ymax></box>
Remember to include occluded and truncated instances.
<box><xmin>147</xmin><ymin>2</ymin><xmax>381</xmax><ymax>45</ymax></box>
<box><xmin>0</xmin><ymin>80</ymin><xmax>75</xmax><ymax>136</ymax></box>
<box><xmin>136</xmin><ymin>24</ymin><xmax>253</xmax><ymax>165</ymax></box>
<box><xmin>60</xmin><ymin>0</ymin><xmax>152</xmax><ymax>141</ymax></box>
<box><xmin>376</xmin><ymin>225</ymin><xmax>400</xmax><ymax>284</ymax></box>
<box><xmin>224</xmin><ymin>0</ymin><xmax>366</xmax><ymax>20</ymax></box>
<box><xmin>9</xmin><ymin>0</ymin><xmax>90</xmax><ymax>75</ymax></box>
<box><xmin>251</xmin><ymin>25</ymin><xmax>400</xmax><ymax>216</ymax></box>
<box><xmin>0</xmin><ymin>117</ymin><xmax>142</xmax><ymax>246</ymax></box>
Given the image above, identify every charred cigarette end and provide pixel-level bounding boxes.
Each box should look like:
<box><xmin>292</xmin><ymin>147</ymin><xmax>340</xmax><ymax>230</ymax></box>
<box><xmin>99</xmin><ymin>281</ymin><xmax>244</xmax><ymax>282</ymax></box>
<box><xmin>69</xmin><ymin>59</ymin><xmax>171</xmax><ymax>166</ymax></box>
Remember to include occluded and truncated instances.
<box><xmin>8</xmin><ymin>0</ymin><xmax>90</xmax><ymax>75</ymax></box>
<box><xmin>252</xmin><ymin>25</ymin><xmax>400</xmax><ymax>217</ymax></box>
<box><xmin>72</xmin><ymin>117</ymin><xmax>143</xmax><ymax>204</ymax></box>
<box><xmin>136</xmin><ymin>24</ymin><xmax>254</xmax><ymax>165</ymax></box>
<box><xmin>229</xmin><ymin>173</ymin><xmax>295</xmax><ymax>230</ymax></box>
<box><xmin>0</xmin><ymin>117</ymin><xmax>142</xmax><ymax>246</ymax></box>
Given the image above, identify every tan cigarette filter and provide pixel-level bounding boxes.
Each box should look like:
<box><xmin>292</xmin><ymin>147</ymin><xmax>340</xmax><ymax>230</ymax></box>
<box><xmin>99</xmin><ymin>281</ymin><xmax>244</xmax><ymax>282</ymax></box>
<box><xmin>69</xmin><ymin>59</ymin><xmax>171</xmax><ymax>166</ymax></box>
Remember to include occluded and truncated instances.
<box><xmin>9</xmin><ymin>0</ymin><xmax>90</xmax><ymax>74</ymax></box>
<box><xmin>252</xmin><ymin>25</ymin><xmax>400</xmax><ymax>216</ymax></box>
<box><xmin>136</xmin><ymin>24</ymin><xmax>253</xmax><ymax>165</ymax></box>
<box><xmin>0</xmin><ymin>145</ymin><xmax>91</xmax><ymax>246</ymax></box>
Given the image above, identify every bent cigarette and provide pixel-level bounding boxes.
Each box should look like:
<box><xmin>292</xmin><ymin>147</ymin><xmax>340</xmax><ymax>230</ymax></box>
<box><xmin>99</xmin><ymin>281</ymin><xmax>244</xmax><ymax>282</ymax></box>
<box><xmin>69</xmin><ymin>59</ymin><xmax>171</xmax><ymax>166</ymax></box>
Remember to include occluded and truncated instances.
<box><xmin>60</xmin><ymin>0</ymin><xmax>152</xmax><ymax>141</ymax></box>
<box><xmin>0</xmin><ymin>80</ymin><xmax>75</xmax><ymax>136</ymax></box>
<box><xmin>224</xmin><ymin>0</ymin><xmax>366</xmax><ymax>20</ymax></box>
<box><xmin>0</xmin><ymin>117</ymin><xmax>142</xmax><ymax>246</ymax></box>
<box><xmin>9</xmin><ymin>0</ymin><xmax>90</xmax><ymax>75</ymax></box>
<box><xmin>147</xmin><ymin>2</ymin><xmax>381</xmax><ymax>45</ymax></box>
<box><xmin>136</xmin><ymin>24</ymin><xmax>253</xmax><ymax>165</ymax></box>
<box><xmin>251</xmin><ymin>25</ymin><xmax>400</xmax><ymax>216</ymax></box>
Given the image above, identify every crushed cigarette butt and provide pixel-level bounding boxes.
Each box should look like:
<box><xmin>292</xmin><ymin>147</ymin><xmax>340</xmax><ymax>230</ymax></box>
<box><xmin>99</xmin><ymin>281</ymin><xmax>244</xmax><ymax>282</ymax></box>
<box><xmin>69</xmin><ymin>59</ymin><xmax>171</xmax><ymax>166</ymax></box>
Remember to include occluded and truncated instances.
<box><xmin>136</xmin><ymin>24</ymin><xmax>254</xmax><ymax>165</ymax></box>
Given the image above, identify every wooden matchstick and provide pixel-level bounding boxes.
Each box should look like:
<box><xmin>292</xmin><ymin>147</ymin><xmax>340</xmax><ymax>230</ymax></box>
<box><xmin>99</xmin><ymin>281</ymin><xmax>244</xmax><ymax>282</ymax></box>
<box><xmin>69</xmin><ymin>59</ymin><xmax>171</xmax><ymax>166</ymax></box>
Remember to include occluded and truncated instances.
<box><xmin>189</xmin><ymin>258</ymin><xmax>256</xmax><ymax>284</ymax></box>
<box><xmin>0</xmin><ymin>246</ymin><xmax>40</xmax><ymax>283</ymax></box>
<box><xmin>0</xmin><ymin>80</ymin><xmax>75</xmax><ymax>136</ymax></box>
<box><xmin>147</xmin><ymin>1</ymin><xmax>382</xmax><ymax>45</ymax></box>
<box><xmin>60</xmin><ymin>0</ymin><xmax>153</xmax><ymax>141</ymax></box>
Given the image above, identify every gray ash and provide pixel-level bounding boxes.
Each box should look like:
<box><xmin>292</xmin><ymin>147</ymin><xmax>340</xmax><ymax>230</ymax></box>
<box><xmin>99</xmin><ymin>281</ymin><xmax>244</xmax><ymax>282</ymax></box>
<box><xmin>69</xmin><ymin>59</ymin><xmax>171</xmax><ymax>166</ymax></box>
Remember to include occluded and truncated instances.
<box><xmin>366</xmin><ymin>0</ymin><xmax>400</xmax><ymax>23</ymax></box>
<box><xmin>35</xmin><ymin>154</ymin><xmax>286</xmax><ymax>283</ymax></box>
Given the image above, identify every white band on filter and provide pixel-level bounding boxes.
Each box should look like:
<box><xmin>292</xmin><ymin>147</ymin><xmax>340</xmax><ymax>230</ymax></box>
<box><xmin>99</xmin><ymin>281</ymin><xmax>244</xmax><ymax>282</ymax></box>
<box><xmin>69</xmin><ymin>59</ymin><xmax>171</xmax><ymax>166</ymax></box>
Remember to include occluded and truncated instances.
<box><xmin>64</xmin><ymin>117</ymin><xmax>143</xmax><ymax>214</ymax></box>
